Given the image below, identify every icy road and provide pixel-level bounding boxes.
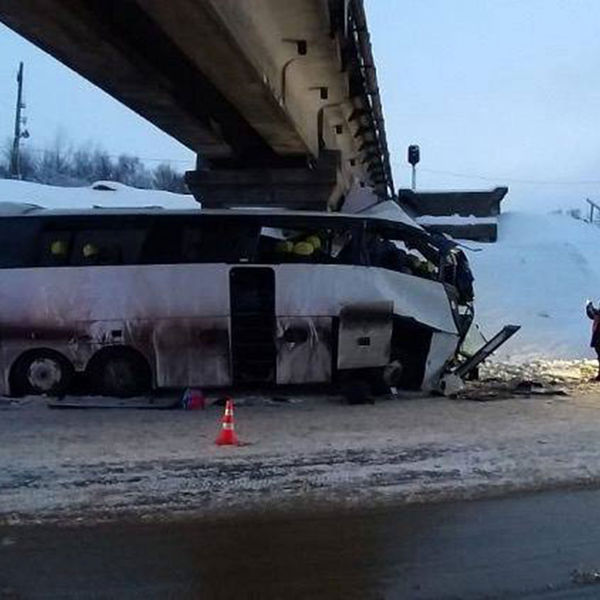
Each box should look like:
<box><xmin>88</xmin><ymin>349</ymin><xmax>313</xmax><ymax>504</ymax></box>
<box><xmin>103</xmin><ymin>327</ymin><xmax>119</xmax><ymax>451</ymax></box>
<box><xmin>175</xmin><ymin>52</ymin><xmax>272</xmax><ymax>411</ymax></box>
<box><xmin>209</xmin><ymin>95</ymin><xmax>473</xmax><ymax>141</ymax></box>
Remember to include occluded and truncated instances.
<box><xmin>3</xmin><ymin>372</ymin><xmax>600</xmax><ymax>525</ymax></box>
<box><xmin>4</xmin><ymin>488</ymin><xmax>600</xmax><ymax>598</ymax></box>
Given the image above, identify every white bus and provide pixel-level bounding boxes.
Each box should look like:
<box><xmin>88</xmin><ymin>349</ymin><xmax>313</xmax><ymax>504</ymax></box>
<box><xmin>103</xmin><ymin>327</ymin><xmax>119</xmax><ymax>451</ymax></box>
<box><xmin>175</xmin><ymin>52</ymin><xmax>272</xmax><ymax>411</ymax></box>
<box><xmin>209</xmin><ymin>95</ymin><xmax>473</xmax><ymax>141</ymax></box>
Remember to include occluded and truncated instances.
<box><xmin>0</xmin><ymin>204</ymin><xmax>473</xmax><ymax>397</ymax></box>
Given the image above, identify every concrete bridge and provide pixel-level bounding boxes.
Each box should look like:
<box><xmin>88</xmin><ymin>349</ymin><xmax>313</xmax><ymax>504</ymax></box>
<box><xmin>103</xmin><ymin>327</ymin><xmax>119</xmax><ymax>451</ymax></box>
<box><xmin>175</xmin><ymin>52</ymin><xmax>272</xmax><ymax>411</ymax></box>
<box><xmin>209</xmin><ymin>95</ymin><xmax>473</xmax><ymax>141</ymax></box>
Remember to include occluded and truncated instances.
<box><xmin>0</xmin><ymin>0</ymin><xmax>394</xmax><ymax>209</ymax></box>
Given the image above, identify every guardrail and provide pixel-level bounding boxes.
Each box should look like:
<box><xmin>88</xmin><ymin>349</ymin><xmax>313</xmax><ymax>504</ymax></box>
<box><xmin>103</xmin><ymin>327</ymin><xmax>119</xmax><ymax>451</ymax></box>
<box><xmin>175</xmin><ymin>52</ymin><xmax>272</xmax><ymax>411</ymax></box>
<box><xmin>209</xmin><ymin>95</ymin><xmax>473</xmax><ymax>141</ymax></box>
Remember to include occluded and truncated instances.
<box><xmin>586</xmin><ymin>198</ymin><xmax>600</xmax><ymax>223</ymax></box>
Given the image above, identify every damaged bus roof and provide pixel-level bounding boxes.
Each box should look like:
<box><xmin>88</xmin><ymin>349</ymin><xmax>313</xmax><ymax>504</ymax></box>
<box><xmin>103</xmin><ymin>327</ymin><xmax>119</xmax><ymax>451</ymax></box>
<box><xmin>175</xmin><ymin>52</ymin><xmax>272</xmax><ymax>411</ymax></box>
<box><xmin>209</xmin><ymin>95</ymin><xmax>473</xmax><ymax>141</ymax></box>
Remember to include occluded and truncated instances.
<box><xmin>0</xmin><ymin>203</ymin><xmax>429</xmax><ymax>242</ymax></box>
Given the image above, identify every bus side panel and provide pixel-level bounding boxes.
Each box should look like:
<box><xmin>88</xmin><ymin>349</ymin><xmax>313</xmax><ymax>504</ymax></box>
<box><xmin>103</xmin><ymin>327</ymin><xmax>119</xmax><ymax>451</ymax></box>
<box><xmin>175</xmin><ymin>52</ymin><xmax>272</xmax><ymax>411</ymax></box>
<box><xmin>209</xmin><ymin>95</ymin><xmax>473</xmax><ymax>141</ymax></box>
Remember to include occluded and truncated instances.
<box><xmin>153</xmin><ymin>317</ymin><xmax>231</xmax><ymax>387</ymax></box>
<box><xmin>337</xmin><ymin>302</ymin><xmax>393</xmax><ymax>370</ymax></box>
<box><xmin>274</xmin><ymin>265</ymin><xmax>458</xmax><ymax>334</ymax></box>
<box><xmin>0</xmin><ymin>265</ymin><xmax>232</xmax><ymax>392</ymax></box>
<box><xmin>0</xmin><ymin>264</ymin><xmax>230</xmax><ymax>323</ymax></box>
<box><xmin>275</xmin><ymin>317</ymin><xmax>332</xmax><ymax>384</ymax></box>
<box><xmin>273</xmin><ymin>264</ymin><xmax>459</xmax><ymax>389</ymax></box>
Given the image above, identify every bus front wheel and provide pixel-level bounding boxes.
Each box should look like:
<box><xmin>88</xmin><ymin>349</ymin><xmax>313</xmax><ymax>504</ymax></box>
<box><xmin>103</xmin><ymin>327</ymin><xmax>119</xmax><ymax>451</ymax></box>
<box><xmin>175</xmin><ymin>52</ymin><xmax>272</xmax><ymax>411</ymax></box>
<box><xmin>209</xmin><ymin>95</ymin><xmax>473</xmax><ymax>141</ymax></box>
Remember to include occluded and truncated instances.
<box><xmin>11</xmin><ymin>349</ymin><xmax>74</xmax><ymax>397</ymax></box>
<box><xmin>88</xmin><ymin>348</ymin><xmax>152</xmax><ymax>398</ymax></box>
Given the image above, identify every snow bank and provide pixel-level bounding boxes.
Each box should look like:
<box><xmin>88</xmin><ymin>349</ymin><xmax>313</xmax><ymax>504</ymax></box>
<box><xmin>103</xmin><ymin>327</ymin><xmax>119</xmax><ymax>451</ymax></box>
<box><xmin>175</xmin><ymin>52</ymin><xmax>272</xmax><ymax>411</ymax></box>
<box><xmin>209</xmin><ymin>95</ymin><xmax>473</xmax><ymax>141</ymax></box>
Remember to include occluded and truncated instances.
<box><xmin>468</xmin><ymin>211</ymin><xmax>600</xmax><ymax>362</ymax></box>
<box><xmin>0</xmin><ymin>178</ymin><xmax>198</xmax><ymax>210</ymax></box>
<box><xmin>416</xmin><ymin>214</ymin><xmax>497</xmax><ymax>226</ymax></box>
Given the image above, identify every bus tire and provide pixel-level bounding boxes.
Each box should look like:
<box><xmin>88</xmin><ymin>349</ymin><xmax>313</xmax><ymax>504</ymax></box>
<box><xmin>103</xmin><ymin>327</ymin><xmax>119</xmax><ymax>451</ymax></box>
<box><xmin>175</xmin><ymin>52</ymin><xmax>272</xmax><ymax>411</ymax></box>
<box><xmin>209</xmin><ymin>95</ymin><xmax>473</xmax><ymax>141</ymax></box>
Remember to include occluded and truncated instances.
<box><xmin>87</xmin><ymin>347</ymin><xmax>152</xmax><ymax>398</ymax></box>
<box><xmin>11</xmin><ymin>349</ymin><xmax>74</xmax><ymax>397</ymax></box>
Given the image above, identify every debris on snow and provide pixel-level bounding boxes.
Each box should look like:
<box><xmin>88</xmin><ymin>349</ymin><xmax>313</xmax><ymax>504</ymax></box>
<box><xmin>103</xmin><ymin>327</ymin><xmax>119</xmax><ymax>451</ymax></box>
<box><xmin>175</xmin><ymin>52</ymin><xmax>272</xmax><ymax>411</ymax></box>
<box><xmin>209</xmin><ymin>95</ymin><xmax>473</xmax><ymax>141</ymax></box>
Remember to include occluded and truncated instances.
<box><xmin>571</xmin><ymin>569</ymin><xmax>600</xmax><ymax>585</ymax></box>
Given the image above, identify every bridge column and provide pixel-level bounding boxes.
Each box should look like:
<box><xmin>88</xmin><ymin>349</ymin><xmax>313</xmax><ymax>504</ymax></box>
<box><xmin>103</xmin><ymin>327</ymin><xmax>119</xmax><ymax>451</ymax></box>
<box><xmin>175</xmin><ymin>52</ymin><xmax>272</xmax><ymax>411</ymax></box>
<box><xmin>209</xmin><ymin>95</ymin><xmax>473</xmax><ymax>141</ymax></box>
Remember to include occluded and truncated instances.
<box><xmin>185</xmin><ymin>151</ymin><xmax>341</xmax><ymax>211</ymax></box>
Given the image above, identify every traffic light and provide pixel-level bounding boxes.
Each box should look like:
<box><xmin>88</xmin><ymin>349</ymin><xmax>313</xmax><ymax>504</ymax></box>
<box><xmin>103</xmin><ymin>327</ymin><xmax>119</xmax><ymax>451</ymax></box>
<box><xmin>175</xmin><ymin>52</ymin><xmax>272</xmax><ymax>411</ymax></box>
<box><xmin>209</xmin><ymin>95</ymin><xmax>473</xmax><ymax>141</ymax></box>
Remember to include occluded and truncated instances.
<box><xmin>408</xmin><ymin>144</ymin><xmax>420</xmax><ymax>166</ymax></box>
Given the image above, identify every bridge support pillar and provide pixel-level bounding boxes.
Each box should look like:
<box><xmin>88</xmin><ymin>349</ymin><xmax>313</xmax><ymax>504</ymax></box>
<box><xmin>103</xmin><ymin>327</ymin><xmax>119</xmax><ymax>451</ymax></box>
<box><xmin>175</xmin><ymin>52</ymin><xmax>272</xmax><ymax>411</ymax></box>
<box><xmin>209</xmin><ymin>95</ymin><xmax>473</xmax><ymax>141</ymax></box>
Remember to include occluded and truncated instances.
<box><xmin>185</xmin><ymin>151</ymin><xmax>341</xmax><ymax>210</ymax></box>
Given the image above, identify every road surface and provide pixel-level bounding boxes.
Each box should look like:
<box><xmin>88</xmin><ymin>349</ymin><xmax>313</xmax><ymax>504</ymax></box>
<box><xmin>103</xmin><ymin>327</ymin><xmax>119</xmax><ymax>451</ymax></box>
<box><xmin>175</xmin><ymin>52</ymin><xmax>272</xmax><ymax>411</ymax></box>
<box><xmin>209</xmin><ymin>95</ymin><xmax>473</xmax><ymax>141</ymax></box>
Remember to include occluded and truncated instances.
<box><xmin>3</xmin><ymin>487</ymin><xmax>600</xmax><ymax>599</ymax></box>
<box><xmin>5</xmin><ymin>388</ymin><xmax>600</xmax><ymax>523</ymax></box>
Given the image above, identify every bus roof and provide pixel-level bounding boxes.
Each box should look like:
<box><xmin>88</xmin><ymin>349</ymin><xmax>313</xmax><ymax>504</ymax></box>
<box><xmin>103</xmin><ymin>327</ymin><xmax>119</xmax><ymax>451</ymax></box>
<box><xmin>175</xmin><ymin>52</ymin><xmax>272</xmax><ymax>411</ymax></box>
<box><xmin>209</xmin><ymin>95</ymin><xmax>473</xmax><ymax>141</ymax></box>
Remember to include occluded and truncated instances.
<box><xmin>0</xmin><ymin>202</ymin><xmax>416</xmax><ymax>224</ymax></box>
<box><xmin>0</xmin><ymin>203</ymin><xmax>439</xmax><ymax>248</ymax></box>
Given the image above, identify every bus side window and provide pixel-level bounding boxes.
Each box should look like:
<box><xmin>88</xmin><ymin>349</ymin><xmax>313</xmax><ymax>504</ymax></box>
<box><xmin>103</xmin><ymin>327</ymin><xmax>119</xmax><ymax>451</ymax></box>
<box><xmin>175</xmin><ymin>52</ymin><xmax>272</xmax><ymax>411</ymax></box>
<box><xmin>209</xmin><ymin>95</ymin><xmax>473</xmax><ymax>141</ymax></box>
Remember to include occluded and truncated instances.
<box><xmin>39</xmin><ymin>231</ymin><xmax>72</xmax><ymax>266</ymax></box>
<box><xmin>71</xmin><ymin>228</ymin><xmax>146</xmax><ymax>266</ymax></box>
<box><xmin>182</xmin><ymin>226</ymin><xmax>204</xmax><ymax>262</ymax></box>
<box><xmin>182</xmin><ymin>223</ymin><xmax>260</xmax><ymax>263</ymax></box>
<box><xmin>140</xmin><ymin>221</ymin><xmax>183</xmax><ymax>264</ymax></box>
<box><xmin>0</xmin><ymin>218</ymin><xmax>40</xmax><ymax>268</ymax></box>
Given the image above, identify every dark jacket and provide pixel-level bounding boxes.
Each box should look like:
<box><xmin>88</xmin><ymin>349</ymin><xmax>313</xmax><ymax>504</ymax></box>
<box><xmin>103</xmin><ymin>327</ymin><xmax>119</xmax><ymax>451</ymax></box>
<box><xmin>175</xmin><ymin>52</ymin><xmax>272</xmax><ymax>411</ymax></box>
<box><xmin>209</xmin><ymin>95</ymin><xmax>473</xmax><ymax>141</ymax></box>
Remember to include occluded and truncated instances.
<box><xmin>586</xmin><ymin>302</ymin><xmax>600</xmax><ymax>348</ymax></box>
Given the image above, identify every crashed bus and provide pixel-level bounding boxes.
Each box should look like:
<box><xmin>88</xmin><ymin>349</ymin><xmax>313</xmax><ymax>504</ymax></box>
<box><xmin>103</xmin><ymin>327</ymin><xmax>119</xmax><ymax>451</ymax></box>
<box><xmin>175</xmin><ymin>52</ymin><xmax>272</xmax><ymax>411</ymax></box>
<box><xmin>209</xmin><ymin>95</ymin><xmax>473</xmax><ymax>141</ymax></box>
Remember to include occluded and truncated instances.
<box><xmin>0</xmin><ymin>202</ymin><xmax>486</xmax><ymax>398</ymax></box>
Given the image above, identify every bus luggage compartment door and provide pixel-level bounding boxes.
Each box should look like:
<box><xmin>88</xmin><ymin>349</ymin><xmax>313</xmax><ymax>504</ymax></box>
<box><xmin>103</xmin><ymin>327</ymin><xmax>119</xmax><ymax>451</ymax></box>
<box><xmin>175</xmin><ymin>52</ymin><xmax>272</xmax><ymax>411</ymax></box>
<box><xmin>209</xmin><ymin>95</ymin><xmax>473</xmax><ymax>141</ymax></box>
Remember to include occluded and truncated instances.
<box><xmin>275</xmin><ymin>317</ymin><xmax>333</xmax><ymax>385</ymax></box>
<box><xmin>337</xmin><ymin>301</ymin><xmax>393</xmax><ymax>370</ymax></box>
<box><xmin>229</xmin><ymin>267</ymin><xmax>276</xmax><ymax>384</ymax></box>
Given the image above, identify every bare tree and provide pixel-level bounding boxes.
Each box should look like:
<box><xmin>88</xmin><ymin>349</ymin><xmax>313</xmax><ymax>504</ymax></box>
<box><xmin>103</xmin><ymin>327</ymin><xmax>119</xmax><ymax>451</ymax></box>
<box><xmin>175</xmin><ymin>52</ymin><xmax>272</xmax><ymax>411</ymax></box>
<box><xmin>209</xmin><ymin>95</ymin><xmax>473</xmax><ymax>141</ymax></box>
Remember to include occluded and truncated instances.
<box><xmin>90</xmin><ymin>149</ymin><xmax>115</xmax><ymax>182</ymax></box>
<box><xmin>0</xmin><ymin>139</ymin><xmax>10</xmax><ymax>177</ymax></box>
<box><xmin>0</xmin><ymin>137</ymin><xmax>36</xmax><ymax>180</ymax></box>
<box><xmin>114</xmin><ymin>154</ymin><xmax>152</xmax><ymax>188</ymax></box>
<box><xmin>18</xmin><ymin>146</ymin><xmax>38</xmax><ymax>181</ymax></box>
<box><xmin>152</xmin><ymin>163</ymin><xmax>187</xmax><ymax>193</ymax></box>
<box><xmin>37</xmin><ymin>134</ymin><xmax>73</xmax><ymax>185</ymax></box>
<box><xmin>70</xmin><ymin>148</ymin><xmax>95</xmax><ymax>181</ymax></box>
<box><xmin>0</xmin><ymin>133</ymin><xmax>188</xmax><ymax>193</ymax></box>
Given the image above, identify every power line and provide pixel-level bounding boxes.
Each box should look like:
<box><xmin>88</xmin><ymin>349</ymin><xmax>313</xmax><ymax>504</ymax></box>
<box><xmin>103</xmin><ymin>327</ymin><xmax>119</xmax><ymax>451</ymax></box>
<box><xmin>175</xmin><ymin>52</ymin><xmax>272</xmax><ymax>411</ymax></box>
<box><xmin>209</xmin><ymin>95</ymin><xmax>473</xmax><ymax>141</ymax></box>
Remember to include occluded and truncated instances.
<box><xmin>391</xmin><ymin>162</ymin><xmax>600</xmax><ymax>186</ymax></box>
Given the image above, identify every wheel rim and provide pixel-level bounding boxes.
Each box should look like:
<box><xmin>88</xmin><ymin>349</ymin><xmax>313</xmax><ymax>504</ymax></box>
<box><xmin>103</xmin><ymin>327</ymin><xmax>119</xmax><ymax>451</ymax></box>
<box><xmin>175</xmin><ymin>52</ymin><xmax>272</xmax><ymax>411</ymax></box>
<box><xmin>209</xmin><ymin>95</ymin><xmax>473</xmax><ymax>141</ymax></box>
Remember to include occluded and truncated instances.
<box><xmin>27</xmin><ymin>358</ymin><xmax>63</xmax><ymax>392</ymax></box>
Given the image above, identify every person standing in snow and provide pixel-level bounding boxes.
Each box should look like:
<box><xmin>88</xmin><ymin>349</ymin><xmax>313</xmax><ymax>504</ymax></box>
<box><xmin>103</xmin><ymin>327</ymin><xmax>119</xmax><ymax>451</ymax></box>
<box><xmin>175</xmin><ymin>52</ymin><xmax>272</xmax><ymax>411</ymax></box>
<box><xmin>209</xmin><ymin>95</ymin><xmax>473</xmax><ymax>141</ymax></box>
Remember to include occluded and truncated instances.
<box><xmin>585</xmin><ymin>301</ymin><xmax>600</xmax><ymax>381</ymax></box>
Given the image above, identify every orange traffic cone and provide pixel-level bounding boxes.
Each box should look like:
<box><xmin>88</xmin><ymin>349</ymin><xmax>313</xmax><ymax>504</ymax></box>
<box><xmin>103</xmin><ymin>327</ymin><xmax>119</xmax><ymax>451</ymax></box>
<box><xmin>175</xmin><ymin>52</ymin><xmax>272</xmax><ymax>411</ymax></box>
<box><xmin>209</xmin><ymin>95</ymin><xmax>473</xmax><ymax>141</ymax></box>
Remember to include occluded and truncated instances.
<box><xmin>215</xmin><ymin>397</ymin><xmax>239</xmax><ymax>446</ymax></box>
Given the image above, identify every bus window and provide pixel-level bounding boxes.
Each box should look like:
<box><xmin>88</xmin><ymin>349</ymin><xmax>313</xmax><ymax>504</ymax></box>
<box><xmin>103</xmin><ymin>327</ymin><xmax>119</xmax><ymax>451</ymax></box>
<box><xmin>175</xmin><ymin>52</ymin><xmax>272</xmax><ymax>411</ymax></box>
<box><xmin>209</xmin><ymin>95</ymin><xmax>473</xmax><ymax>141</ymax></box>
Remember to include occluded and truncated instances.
<box><xmin>0</xmin><ymin>218</ymin><xmax>40</xmax><ymax>268</ymax></box>
<box><xmin>71</xmin><ymin>228</ymin><xmax>147</xmax><ymax>266</ymax></box>
<box><xmin>182</xmin><ymin>222</ymin><xmax>260</xmax><ymax>263</ymax></box>
<box><xmin>140</xmin><ymin>221</ymin><xmax>183</xmax><ymax>264</ymax></box>
<box><xmin>258</xmin><ymin>228</ymin><xmax>336</xmax><ymax>264</ymax></box>
<box><xmin>39</xmin><ymin>231</ymin><xmax>72</xmax><ymax>266</ymax></box>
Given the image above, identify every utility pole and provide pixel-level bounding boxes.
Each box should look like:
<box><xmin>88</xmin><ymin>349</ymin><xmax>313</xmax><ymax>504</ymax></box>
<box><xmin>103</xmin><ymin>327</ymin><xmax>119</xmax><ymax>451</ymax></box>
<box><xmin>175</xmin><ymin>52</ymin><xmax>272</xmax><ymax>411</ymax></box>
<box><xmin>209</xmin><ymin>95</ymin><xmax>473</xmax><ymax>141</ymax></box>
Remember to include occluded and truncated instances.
<box><xmin>10</xmin><ymin>62</ymin><xmax>28</xmax><ymax>179</ymax></box>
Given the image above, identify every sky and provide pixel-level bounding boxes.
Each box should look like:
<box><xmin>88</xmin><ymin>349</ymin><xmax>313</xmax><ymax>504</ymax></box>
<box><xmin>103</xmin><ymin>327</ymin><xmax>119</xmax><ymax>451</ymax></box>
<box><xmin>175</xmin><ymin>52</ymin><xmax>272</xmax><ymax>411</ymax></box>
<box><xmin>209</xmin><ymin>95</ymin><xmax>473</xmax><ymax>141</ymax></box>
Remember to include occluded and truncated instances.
<box><xmin>367</xmin><ymin>0</ymin><xmax>600</xmax><ymax>211</ymax></box>
<box><xmin>0</xmin><ymin>22</ymin><xmax>196</xmax><ymax>171</ymax></box>
<box><xmin>2</xmin><ymin>1</ymin><xmax>600</xmax><ymax>212</ymax></box>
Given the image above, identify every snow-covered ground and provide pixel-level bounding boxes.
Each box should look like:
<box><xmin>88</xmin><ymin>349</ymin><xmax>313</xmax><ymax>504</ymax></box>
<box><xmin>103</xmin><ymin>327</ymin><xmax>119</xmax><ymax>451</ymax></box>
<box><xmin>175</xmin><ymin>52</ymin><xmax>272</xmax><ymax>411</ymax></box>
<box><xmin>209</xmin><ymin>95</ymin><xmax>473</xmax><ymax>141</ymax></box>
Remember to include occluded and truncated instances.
<box><xmin>468</xmin><ymin>212</ymin><xmax>600</xmax><ymax>362</ymax></box>
<box><xmin>3</xmin><ymin>388</ymin><xmax>600</xmax><ymax>525</ymax></box>
<box><xmin>416</xmin><ymin>214</ymin><xmax>497</xmax><ymax>226</ymax></box>
<box><xmin>0</xmin><ymin>178</ymin><xmax>198</xmax><ymax>210</ymax></box>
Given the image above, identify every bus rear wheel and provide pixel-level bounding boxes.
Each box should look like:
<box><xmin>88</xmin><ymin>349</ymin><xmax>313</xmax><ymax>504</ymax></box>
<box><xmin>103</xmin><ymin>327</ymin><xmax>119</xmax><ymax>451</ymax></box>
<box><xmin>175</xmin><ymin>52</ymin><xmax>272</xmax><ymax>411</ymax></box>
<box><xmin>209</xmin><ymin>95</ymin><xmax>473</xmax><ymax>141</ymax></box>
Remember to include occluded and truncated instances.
<box><xmin>11</xmin><ymin>350</ymin><xmax>74</xmax><ymax>396</ymax></box>
<box><xmin>88</xmin><ymin>348</ymin><xmax>151</xmax><ymax>398</ymax></box>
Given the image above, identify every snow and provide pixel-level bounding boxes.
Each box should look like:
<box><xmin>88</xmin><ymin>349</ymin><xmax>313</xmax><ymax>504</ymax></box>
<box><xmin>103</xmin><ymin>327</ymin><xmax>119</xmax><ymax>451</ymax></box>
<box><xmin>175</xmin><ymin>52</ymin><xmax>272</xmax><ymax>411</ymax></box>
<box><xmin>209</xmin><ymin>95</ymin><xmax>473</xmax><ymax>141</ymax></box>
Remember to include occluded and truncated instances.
<box><xmin>0</xmin><ymin>178</ymin><xmax>198</xmax><ymax>210</ymax></box>
<box><xmin>467</xmin><ymin>211</ymin><xmax>600</xmax><ymax>362</ymax></box>
<box><xmin>416</xmin><ymin>214</ymin><xmax>497</xmax><ymax>226</ymax></box>
<box><xmin>3</xmin><ymin>387</ymin><xmax>600</xmax><ymax>524</ymax></box>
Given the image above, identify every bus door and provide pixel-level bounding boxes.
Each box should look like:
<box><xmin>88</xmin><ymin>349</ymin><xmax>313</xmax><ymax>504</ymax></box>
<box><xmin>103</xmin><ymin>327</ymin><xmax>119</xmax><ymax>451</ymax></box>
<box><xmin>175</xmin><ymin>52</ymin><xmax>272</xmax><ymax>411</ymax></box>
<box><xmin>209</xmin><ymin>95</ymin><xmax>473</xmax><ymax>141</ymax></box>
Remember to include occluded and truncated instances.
<box><xmin>229</xmin><ymin>267</ymin><xmax>276</xmax><ymax>384</ymax></box>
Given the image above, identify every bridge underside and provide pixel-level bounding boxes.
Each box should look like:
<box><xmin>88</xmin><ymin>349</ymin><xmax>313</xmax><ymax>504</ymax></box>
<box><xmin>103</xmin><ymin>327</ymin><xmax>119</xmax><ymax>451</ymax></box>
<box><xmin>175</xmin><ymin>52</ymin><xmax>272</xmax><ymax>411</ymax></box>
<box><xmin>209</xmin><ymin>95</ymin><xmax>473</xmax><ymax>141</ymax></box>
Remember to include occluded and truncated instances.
<box><xmin>0</xmin><ymin>0</ymin><xmax>394</xmax><ymax>209</ymax></box>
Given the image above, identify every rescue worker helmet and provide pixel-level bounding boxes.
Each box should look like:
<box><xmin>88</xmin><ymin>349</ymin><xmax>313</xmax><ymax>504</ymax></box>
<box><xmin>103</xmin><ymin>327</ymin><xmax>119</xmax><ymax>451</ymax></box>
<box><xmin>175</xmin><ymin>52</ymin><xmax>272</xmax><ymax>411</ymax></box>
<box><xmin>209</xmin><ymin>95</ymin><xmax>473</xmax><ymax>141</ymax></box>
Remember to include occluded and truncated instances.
<box><xmin>82</xmin><ymin>243</ymin><xmax>99</xmax><ymax>259</ymax></box>
<box><xmin>292</xmin><ymin>241</ymin><xmax>315</xmax><ymax>256</ymax></box>
<box><xmin>50</xmin><ymin>239</ymin><xmax>68</xmax><ymax>257</ymax></box>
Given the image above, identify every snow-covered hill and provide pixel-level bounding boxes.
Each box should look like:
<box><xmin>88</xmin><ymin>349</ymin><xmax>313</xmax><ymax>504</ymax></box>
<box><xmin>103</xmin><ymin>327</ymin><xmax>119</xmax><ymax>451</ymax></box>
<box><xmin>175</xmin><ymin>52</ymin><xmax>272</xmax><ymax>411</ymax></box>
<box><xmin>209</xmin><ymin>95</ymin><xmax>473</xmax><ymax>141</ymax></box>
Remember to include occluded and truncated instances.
<box><xmin>468</xmin><ymin>212</ymin><xmax>600</xmax><ymax>362</ymax></box>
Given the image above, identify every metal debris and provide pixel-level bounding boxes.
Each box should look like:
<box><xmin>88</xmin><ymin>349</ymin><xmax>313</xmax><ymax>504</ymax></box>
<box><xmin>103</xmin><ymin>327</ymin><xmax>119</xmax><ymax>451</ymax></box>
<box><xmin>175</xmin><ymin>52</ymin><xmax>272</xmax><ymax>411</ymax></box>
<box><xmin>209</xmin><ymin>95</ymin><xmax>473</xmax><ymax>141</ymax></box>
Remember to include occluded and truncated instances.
<box><xmin>457</xmin><ymin>379</ymin><xmax>569</xmax><ymax>402</ymax></box>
